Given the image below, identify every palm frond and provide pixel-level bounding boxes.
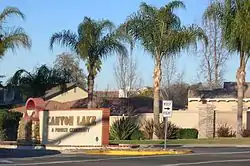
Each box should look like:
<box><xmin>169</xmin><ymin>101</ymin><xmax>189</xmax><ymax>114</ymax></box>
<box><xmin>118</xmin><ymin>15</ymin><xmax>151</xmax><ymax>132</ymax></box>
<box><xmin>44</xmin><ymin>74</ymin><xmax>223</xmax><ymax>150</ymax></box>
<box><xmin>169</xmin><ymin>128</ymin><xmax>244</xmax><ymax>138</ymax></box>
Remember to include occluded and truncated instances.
<box><xmin>98</xmin><ymin>33</ymin><xmax>128</xmax><ymax>59</ymax></box>
<box><xmin>97</xmin><ymin>19</ymin><xmax>115</xmax><ymax>33</ymax></box>
<box><xmin>139</xmin><ymin>2</ymin><xmax>158</xmax><ymax>17</ymax></box>
<box><xmin>164</xmin><ymin>0</ymin><xmax>185</xmax><ymax>11</ymax></box>
<box><xmin>2</xmin><ymin>27</ymin><xmax>31</xmax><ymax>54</ymax></box>
<box><xmin>50</xmin><ymin>30</ymin><xmax>78</xmax><ymax>50</ymax></box>
<box><xmin>0</xmin><ymin>6</ymin><xmax>25</xmax><ymax>22</ymax></box>
<box><xmin>161</xmin><ymin>24</ymin><xmax>206</xmax><ymax>57</ymax></box>
<box><xmin>7</xmin><ymin>69</ymin><xmax>32</xmax><ymax>86</ymax></box>
<box><xmin>115</xmin><ymin>26</ymin><xmax>134</xmax><ymax>52</ymax></box>
<box><xmin>77</xmin><ymin>17</ymin><xmax>95</xmax><ymax>40</ymax></box>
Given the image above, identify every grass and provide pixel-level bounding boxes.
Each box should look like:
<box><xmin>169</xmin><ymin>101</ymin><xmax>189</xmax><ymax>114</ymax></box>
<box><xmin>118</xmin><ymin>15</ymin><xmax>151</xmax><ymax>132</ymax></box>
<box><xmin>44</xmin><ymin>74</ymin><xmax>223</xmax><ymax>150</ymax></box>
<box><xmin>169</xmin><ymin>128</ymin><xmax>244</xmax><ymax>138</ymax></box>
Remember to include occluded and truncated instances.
<box><xmin>109</xmin><ymin>138</ymin><xmax>250</xmax><ymax>145</ymax></box>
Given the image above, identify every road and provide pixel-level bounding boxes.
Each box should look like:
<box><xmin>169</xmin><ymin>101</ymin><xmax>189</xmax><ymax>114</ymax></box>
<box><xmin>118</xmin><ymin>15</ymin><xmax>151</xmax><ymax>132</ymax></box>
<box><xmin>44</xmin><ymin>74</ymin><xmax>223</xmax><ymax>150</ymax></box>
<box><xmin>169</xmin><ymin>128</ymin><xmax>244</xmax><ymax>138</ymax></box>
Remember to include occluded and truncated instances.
<box><xmin>1</xmin><ymin>147</ymin><xmax>250</xmax><ymax>166</ymax></box>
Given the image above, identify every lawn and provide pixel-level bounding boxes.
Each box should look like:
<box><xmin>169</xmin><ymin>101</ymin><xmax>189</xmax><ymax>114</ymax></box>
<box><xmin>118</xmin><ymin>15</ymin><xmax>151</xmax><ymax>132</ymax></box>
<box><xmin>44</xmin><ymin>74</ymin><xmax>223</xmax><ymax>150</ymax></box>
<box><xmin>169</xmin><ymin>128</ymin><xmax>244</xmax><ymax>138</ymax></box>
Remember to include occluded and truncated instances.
<box><xmin>109</xmin><ymin>138</ymin><xmax>250</xmax><ymax>145</ymax></box>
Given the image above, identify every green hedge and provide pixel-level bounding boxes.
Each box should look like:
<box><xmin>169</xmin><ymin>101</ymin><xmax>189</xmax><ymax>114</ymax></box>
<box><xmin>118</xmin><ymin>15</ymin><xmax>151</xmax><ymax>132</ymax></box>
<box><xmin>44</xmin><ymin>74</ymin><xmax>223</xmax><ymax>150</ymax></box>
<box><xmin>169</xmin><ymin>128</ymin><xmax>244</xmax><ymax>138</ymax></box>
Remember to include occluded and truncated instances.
<box><xmin>130</xmin><ymin>130</ymin><xmax>145</xmax><ymax>140</ymax></box>
<box><xmin>177</xmin><ymin>128</ymin><xmax>198</xmax><ymax>139</ymax></box>
<box><xmin>0</xmin><ymin>110</ymin><xmax>22</xmax><ymax>141</ymax></box>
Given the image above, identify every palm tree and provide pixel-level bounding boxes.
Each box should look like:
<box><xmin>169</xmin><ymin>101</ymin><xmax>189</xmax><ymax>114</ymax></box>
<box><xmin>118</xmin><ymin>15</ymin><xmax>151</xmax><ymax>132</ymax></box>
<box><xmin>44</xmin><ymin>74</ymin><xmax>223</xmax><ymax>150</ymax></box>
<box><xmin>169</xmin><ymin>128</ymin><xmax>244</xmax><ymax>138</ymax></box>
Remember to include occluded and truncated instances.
<box><xmin>120</xmin><ymin>1</ymin><xmax>206</xmax><ymax>139</ymax></box>
<box><xmin>50</xmin><ymin>17</ymin><xmax>128</xmax><ymax>108</ymax></box>
<box><xmin>0</xmin><ymin>7</ymin><xmax>31</xmax><ymax>56</ymax></box>
<box><xmin>7</xmin><ymin>65</ymin><xmax>69</xmax><ymax>99</ymax></box>
<box><xmin>204</xmin><ymin>0</ymin><xmax>250</xmax><ymax>137</ymax></box>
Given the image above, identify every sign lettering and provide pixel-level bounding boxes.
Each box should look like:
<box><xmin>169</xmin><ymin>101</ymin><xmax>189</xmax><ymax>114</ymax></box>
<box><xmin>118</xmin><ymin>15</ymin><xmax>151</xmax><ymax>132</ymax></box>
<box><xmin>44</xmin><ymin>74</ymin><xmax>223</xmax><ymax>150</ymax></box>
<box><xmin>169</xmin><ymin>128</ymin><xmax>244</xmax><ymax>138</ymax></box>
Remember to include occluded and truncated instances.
<box><xmin>48</xmin><ymin>116</ymin><xmax>97</xmax><ymax>133</ymax></box>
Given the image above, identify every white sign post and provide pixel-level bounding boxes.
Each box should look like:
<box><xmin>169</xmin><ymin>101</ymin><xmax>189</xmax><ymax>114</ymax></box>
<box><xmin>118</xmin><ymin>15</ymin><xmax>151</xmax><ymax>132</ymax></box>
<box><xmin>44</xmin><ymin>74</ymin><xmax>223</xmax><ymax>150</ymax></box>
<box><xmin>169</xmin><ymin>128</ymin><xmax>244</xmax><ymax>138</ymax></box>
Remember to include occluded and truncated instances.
<box><xmin>162</xmin><ymin>100</ymin><xmax>173</xmax><ymax>150</ymax></box>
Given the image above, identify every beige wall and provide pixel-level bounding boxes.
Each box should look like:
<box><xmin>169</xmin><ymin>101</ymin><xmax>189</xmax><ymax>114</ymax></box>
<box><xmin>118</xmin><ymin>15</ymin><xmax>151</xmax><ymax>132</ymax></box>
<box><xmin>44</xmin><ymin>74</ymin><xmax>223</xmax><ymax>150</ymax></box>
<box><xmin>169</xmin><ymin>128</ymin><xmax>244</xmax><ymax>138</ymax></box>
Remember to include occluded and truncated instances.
<box><xmin>39</xmin><ymin>110</ymin><xmax>103</xmax><ymax>146</ymax></box>
<box><xmin>110</xmin><ymin>111</ymin><xmax>199</xmax><ymax>129</ymax></box>
<box><xmin>110</xmin><ymin>110</ymin><xmax>250</xmax><ymax>137</ymax></box>
<box><xmin>216</xmin><ymin>111</ymin><xmax>248</xmax><ymax>130</ymax></box>
<box><xmin>49</xmin><ymin>87</ymin><xmax>88</xmax><ymax>102</ymax></box>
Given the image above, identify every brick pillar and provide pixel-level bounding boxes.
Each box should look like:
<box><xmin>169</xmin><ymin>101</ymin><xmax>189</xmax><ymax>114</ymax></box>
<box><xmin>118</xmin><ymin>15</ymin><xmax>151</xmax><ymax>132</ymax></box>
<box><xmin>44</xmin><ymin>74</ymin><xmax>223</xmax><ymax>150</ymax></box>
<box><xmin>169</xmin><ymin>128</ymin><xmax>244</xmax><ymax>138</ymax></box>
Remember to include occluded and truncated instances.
<box><xmin>31</xmin><ymin>122</ymin><xmax>40</xmax><ymax>143</ymax></box>
<box><xmin>198</xmin><ymin>104</ymin><xmax>216</xmax><ymax>138</ymax></box>
<box><xmin>17</xmin><ymin>118</ymin><xmax>26</xmax><ymax>140</ymax></box>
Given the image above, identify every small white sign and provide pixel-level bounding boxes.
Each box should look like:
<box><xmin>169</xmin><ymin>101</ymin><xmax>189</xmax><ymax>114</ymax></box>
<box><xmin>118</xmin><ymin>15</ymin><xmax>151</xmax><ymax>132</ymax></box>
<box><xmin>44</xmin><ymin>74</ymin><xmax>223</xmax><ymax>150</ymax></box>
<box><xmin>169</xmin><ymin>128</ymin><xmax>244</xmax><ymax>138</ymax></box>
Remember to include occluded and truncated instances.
<box><xmin>162</xmin><ymin>100</ymin><xmax>173</xmax><ymax>117</ymax></box>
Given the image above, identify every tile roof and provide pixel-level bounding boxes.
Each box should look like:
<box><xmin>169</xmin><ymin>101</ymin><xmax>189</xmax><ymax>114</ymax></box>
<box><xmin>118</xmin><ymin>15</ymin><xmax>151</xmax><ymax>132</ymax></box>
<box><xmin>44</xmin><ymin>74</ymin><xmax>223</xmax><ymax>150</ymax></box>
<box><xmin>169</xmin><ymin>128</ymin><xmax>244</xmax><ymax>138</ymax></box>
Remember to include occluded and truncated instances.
<box><xmin>10</xmin><ymin>96</ymin><xmax>162</xmax><ymax>115</ymax></box>
<box><xmin>188</xmin><ymin>82</ymin><xmax>241</xmax><ymax>98</ymax></box>
<box><xmin>95</xmin><ymin>91</ymin><xmax>119</xmax><ymax>98</ymax></box>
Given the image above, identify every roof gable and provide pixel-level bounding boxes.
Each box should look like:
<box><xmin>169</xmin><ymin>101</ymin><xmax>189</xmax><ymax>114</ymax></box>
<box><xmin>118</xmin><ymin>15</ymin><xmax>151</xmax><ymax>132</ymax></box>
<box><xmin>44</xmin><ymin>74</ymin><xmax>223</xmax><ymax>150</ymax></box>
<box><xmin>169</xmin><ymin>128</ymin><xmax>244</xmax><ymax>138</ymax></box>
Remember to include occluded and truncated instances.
<box><xmin>44</xmin><ymin>83</ymin><xmax>87</xmax><ymax>100</ymax></box>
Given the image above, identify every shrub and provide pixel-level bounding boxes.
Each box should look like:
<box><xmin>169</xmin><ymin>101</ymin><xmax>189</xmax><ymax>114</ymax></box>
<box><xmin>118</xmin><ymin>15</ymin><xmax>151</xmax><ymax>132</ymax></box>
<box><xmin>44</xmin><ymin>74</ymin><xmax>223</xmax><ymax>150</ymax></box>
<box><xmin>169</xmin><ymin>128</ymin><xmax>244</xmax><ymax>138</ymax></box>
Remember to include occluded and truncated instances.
<box><xmin>0</xmin><ymin>110</ymin><xmax>22</xmax><ymax>141</ymax></box>
<box><xmin>241</xmin><ymin>129</ymin><xmax>250</xmax><ymax>137</ymax></box>
<box><xmin>0</xmin><ymin>129</ymin><xmax>7</xmax><ymax>141</ymax></box>
<box><xmin>154</xmin><ymin>120</ymin><xmax>179</xmax><ymax>139</ymax></box>
<box><xmin>142</xmin><ymin>119</ymin><xmax>154</xmax><ymax>139</ymax></box>
<box><xmin>110</xmin><ymin>116</ymin><xmax>139</xmax><ymax>140</ymax></box>
<box><xmin>217</xmin><ymin>123</ymin><xmax>236</xmax><ymax>137</ymax></box>
<box><xmin>130</xmin><ymin>130</ymin><xmax>144</xmax><ymax>140</ymax></box>
<box><xmin>177</xmin><ymin>128</ymin><xmax>198</xmax><ymax>139</ymax></box>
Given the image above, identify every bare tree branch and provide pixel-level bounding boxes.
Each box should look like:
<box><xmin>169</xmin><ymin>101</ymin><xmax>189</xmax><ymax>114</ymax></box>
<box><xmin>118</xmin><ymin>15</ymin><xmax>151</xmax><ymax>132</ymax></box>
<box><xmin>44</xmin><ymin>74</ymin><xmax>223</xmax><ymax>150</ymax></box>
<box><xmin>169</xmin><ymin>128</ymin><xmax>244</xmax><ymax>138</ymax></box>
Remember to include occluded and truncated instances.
<box><xmin>161</xmin><ymin>56</ymin><xmax>188</xmax><ymax>109</ymax></box>
<box><xmin>198</xmin><ymin>0</ymin><xmax>229</xmax><ymax>88</ymax></box>
<box><xmin>113</xmin><ymin>50</ymin><xmax>143</xmax><ymax>97</ymax></box>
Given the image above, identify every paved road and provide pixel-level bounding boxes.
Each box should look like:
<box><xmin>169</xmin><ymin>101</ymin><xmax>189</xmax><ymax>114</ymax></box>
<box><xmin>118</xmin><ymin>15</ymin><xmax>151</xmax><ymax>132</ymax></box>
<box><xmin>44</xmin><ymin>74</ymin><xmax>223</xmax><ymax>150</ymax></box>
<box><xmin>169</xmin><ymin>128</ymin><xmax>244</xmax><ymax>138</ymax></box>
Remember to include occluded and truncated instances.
<box><xmin>1</xmin><ymin>147</ymin><xmax>250</xmax><ymax>166</ymax></box>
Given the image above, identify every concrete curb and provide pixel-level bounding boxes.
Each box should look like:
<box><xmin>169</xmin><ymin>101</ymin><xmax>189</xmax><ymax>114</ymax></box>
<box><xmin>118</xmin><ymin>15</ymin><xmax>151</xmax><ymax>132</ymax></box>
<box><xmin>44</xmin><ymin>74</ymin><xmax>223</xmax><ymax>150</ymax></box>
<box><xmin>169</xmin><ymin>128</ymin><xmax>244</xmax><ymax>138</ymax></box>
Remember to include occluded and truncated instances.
<box><xmin>181</xmin><ymin>144</ymin><xmax>250</xmax><ymax>148</ymax></box>
<box><xmin>1</xmin><ymin>143</ymin><xmax>250</xmax><ymax>155</ymax></box>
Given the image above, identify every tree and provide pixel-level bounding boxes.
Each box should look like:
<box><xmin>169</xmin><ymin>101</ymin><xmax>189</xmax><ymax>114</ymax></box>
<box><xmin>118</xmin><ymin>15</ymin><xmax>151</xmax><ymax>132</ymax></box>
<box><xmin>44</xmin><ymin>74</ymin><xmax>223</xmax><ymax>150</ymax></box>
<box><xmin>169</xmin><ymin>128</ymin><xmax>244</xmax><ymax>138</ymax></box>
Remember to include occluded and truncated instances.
<box><xmin>161</xmin><ymin>58</ymin><xmax>188</xmax><ymax>109</ymax></box>
<box><xmin>113</xmin><ymin>49</ymin><xmax>142</xmax><ymax>97</ymax></box>
<box><xmin>53</xmin><ymin>52</ymin><xmax>87</xmax><ymax>87</ymax></box>
<box><xmin>137</xmin><ymin>87</ymin><xmax>153</xmax><ymax>98</ymax></box>
<box><xmin>161</xmin><ymin>56</ymin><xmax>185</xmax><ymax>99</ymax></box>
<box><xmin>161</xmin><ymin>82</ymin><xmax>189</xmax><ymax>109</ymax></box>
<box><xmin>0</xmin><ymin>7</ymin><xmax>31</xmax><ymax>56</ymax></box>
<box><xmin>162</xmin><ymin>57</ymin><xmax>178</xmax><ymax>89</ymax></box>
<box><xmin>120</xmin><ymin>1</ymin><xmax>206</xmax><ymax>138</ymax></box>
<box><xmin>199</xmin><ymin>0</ymin><xmax>228</xmax><ymax>88</ymax></box>
<box><xmin>7</xmin><ymin>65</ymin><xmax>71</xmax><ymax>99</ymax></box>
<box><xmin>50</xmin><ymin>17</ymin><xmax>128</xmax><ymax>108</ymax></box>
<box><xmin>204</xmin><ymin>0</ymin><xmax>250</xmax><ymax>137</ymax></box>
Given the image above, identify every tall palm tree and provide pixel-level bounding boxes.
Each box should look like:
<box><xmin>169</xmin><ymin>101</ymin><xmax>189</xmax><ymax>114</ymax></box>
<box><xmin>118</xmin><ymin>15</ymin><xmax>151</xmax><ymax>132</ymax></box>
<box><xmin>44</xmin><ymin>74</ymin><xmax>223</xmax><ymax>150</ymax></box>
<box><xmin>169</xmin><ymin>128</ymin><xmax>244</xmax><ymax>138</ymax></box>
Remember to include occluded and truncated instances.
<box><xmin>7</xmin><ymin>65</ymin><xmax>69</xmax><ymax>99</ymax></box>
<box><xmin>204</xmin><ymin>0</ymin><xmax>250</xmax><ymax>137</ymax></box>
<box><xmin>0</xmin><ymin>7</ymin><xmax>31</xmax><ymax>56</ymax></box>
<box><xmin>120</xmin><ymin>1</ymin><xmax>206</xmax><ymax>138</ymax></box>
<box><xmin>50</xmin><ymin>17</ymin><xmax>128</xmax><ymax>108</ymax></box>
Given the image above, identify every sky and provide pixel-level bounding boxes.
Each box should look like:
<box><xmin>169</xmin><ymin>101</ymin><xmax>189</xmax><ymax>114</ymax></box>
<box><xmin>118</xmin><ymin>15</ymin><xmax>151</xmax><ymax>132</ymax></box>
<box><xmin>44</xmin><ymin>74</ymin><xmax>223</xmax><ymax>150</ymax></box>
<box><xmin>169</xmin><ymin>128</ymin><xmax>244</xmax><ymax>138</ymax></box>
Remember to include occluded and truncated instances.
<box><xmin>0</xmin><ymin>0</ymin><xmax>246</xmax><ymax>90</ymax></box>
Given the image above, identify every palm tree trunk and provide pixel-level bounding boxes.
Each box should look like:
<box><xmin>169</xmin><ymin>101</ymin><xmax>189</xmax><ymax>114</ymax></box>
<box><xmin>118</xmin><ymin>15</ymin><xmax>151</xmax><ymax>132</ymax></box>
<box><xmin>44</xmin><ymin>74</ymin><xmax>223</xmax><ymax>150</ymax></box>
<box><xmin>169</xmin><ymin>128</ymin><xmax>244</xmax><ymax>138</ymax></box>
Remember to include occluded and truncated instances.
<box><xmin>87</xmin><ymin>73</ymin><xmax>95</xmax><ymax>109</ymax></box>
<box><xmin>153</xmin><ymin>57</ymin><xmax>162</xmax><ymax>140</ymax></box>
<box><xmin>236</xmin><ymin>51</ymin><xmax>246</xmax><ymax>138</ymax></box>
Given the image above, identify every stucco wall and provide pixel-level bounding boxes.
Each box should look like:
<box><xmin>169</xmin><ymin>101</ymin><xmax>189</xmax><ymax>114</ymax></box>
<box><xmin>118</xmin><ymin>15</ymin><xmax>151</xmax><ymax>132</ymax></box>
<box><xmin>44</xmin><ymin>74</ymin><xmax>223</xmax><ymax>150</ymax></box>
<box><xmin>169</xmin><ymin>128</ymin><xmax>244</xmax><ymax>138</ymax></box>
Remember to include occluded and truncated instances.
<box><xmin>49</xmin><ymin>87</ymin><xmax>88</xmax><ymax>102</ymax></box>
<box><xmin>216</xmin><ymin>111</ymin><xmax>248</xmax><ymax>130</ymax></box>
<box><xmin>110</xmin><ymin>111</ymin><xmax>199</xmax><ymax>129</ymax></box>
<box><xmin>110</xmin><ymin>110</ymin><xmax>250</xmax><ymax>138</ymax></box>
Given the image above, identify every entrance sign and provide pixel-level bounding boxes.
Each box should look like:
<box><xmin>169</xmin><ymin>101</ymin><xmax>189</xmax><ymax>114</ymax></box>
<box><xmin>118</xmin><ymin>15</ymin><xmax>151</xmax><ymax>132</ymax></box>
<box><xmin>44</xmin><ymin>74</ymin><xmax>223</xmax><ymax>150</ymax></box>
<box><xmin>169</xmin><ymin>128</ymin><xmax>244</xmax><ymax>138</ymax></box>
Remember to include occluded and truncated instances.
<box><xmin>39</xmin><ymin>109</ymin><xmax>109</xmax><ymax>146</ymax></box>
<box><xmin>162</xmin><ymin>100</ymin><xmax>173</xmax><ymax>117</ymax></box>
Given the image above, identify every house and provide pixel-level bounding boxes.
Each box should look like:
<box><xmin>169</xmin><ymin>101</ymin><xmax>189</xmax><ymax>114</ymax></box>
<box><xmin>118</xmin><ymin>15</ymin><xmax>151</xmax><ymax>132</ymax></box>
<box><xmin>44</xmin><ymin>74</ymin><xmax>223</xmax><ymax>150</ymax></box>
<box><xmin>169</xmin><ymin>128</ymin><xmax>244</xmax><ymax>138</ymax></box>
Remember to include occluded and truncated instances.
<box><xmin>0</xmin><ymin>86</ymin><xmax>25</xmax><ymax>109</ymax></box>
<box><xmin>188</xmin><ymin>82</ymin><xmax>250</xmax><ymax>112</ymax></box>
<box><xmin>43</xmin><ymin>82</ymin><xmax>88</xmax><ymax>102</ymax></box>
<box><xmin>10</xmin><ymin>83</ymin><xmax>88</xmax><ymax>112</ymax></box>
<box><xmin>10</xmin><ymin>83</ymin><xmax>162</xmax><ymax>115</ymax></box>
